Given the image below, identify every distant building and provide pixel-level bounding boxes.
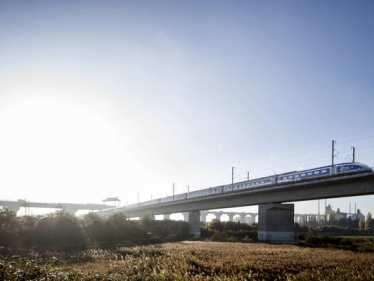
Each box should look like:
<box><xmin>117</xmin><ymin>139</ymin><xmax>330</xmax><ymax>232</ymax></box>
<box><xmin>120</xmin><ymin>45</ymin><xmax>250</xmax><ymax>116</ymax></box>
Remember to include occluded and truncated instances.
<box><xmin>350</xmin><ymin>209</ymin><xmax>365</xmax><ymax>222</ymax></box>
<box><xmin>325</xmin><ymin>204</ymin><xmax>363</xmax><ymax>222</ymax></box>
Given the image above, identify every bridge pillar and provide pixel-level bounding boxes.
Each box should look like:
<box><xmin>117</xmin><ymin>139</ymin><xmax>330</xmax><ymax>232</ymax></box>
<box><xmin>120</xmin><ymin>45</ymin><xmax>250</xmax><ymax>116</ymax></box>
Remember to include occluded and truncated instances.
<box><xmin>244</xmin><ymin>215</ymin><xmax>250</xmax><ymax>224</ymax></box>
<box><xmin>249</xmin><ymin>214</ymin><xmax>256</xmax><ymax>224</ymax></box>
<box><xmin>216</xmin><ymin>212</ymin><xmax>224</xmax><ymax>222</ymax></box>
<box><xmin>143</xmin><ymin>214</ymin><xmax>155</xmax><ymax>220</ymax></box>
<box><xmin>200</xmin><ymin>212</ymin><xmax>208</xmax><ymax>223</ymax></box>
<box><xmin>62</xmin><ymin>207</ymin><xmax>78</xmax><ymax>216</ymax></box>
<box><xmin>258</xmin><ymin>203</ymin><xmax>295</xmax><ymax>243</ymax></box>
<box><xmin>188</xmin><ymin>210</ymin><xmax>201</xmax><ymax>237</ymax></box>
<box><xmin>301</xmin><ymin>215</ymin><xmax>305</xmax><ymax>224</ymax></box>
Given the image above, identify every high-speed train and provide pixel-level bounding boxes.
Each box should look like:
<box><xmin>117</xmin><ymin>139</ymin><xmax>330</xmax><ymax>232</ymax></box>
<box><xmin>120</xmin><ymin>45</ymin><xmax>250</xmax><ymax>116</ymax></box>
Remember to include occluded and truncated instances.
<box><xmin>138</xmin><ymin>162</ymin><xmax>372</xmax><ymax>207</ymax></box>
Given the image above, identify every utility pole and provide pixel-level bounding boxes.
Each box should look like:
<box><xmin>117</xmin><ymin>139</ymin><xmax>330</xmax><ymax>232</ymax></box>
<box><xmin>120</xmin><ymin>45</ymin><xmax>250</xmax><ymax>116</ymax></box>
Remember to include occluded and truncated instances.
<box><xmin>172</xmin><ymin>183</ymin><xmax>175</xmax><ymax>200</ymax></box>
<box><xmin>324</xmin><ymin>199</ymin><xmax>327</xmax><ymax>223</ymax></box>
<box><xmin>352</xmin><ymin>146</ymin><xmax>356</xmax><ymax>163</ymax></box>
<box><xmin>231</xmin><ymin>166</ymin><xmax>234</xmax><ymax>191</ymax></box>
<box><xmin>331</xmin><ymin>139</ymin><xmax>336</xmax><ymax>166</ymax></box>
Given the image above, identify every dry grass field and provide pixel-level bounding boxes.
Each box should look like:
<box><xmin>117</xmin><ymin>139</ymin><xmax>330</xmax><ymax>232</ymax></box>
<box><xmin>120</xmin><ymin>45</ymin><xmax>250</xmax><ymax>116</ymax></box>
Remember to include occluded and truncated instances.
<box><xmin>1</xmin><ymin>241</ymin><xmax>374</xmax><ymax>280</ymax></box>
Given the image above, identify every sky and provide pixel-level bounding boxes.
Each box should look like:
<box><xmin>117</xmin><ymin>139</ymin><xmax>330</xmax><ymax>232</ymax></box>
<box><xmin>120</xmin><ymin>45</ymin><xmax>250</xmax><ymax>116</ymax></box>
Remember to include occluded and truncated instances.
<box><xmin>0</xmin><ymin>0</ymin><xmax>373</xmax><ymax>216</ymax></box>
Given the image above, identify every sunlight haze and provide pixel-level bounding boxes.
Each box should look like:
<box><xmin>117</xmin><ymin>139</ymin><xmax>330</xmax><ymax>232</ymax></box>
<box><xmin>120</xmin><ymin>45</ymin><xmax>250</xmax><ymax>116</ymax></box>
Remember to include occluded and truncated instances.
<box><xmin>0</xmin><ymin>0</ymin><xmax>373</xmax><ymax>215</ymax></box>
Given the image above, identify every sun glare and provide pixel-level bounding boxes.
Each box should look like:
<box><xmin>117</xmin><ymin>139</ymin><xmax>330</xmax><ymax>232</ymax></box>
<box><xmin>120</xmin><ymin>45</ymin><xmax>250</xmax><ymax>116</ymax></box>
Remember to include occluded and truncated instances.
<box><xmin>0</xmin><ymin>95</ymin><xmax>139</xmax><ymax>203</ymax></box>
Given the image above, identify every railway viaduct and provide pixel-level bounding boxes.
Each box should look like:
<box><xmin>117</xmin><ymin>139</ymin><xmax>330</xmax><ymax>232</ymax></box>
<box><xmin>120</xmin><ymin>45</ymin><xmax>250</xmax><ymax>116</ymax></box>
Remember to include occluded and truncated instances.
<box><xmin>170</xmin><ymin>211</ymin><xmax>324</xmax><ymax>225</ymax></box>
<box><xmin>97</xmin><ymin>172</ymin><xmax>374</xmax><ymax>242</ymax></box>
<box><xmin>0</xmin><ymin>200</ymin><xmax>112</xmax><ymax>215</ymax></box>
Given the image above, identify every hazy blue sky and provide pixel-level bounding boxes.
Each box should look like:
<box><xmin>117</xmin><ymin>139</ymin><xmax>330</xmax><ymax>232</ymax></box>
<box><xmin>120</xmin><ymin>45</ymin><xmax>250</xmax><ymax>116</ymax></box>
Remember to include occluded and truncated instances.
<box><xmin>0</xmin><ymin>1</ymin><xmax>373</xmax><ymax>216</ymax></box>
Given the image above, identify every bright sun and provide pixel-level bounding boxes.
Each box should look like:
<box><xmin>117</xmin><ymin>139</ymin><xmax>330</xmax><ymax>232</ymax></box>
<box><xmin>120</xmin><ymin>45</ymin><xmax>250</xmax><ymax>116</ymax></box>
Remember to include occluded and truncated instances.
<box><xmin>0</xmin><ymin>95</ymin><xmax>140</xmax><ymax>204</ymax></box>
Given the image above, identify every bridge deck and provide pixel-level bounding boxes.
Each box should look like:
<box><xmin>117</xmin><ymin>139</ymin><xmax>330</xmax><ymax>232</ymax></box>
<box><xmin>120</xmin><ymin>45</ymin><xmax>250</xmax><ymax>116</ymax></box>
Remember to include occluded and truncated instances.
<box><xmin>98</xmin><ymin>172</ymin><xmax>374</xmax><ymax>218</ymax></box>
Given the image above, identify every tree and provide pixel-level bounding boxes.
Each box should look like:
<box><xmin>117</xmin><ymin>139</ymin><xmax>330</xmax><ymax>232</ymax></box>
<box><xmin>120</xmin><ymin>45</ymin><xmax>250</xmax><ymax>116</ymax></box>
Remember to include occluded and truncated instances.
<box><xmin>34</xmin><ymin>212</ymin><xmax>86</xmax><ymax>251</ymax></box>
<box><xmin>365</xmin><ymin>212</ymin><xmax>373</xmax><ymax>232</ymax></box>
<box><xmin>17</xmin><ymin>216</ymin><xmax>38</xmax><ymax>249</ymax></box>
<box><xmin>359</xmin><ymin>218</ymin><xmax>366</xmax><ymax>231</ymax></box>
<box><xmin>0</xmin><ymin>209</ymin><xmax>19</xmax><ymax>249</ymax></box>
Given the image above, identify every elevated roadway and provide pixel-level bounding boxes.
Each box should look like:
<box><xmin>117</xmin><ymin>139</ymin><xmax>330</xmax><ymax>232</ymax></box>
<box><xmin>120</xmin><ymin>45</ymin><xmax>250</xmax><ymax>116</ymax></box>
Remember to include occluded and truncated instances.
<box><xmin>0</xmin><ymin>200</ymin><xmax>112</xmax><ymax>215</ymax></box>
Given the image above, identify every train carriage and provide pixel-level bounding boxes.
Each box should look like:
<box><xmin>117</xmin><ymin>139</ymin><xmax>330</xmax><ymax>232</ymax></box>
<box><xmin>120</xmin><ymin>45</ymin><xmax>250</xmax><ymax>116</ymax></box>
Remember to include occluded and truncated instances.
<box><xmin>135</xmin><ymin>162</ymin><xmax>372</xmax><ymax>206</ymax></box>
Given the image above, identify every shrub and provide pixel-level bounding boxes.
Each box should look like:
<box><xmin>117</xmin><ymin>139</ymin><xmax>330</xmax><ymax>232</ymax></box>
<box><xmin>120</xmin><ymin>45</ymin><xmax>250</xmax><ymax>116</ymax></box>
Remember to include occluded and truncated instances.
<box><xmin>34</xmin><ymin>212</ymin><xmax>86</xmax><ymax>251</ymax></box>
<box><xmin>0</xmin><ymin>209</ymin><xmax>19</xmax><ymax>249</ymax></box>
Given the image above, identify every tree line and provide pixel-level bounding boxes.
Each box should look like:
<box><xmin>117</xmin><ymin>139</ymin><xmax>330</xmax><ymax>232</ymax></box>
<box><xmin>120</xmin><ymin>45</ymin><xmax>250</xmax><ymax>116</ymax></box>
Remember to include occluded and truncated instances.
<box><xmin>0</xmin><ymin>209</ymin><xmax>190</xmax><ymax>253</ymax></box>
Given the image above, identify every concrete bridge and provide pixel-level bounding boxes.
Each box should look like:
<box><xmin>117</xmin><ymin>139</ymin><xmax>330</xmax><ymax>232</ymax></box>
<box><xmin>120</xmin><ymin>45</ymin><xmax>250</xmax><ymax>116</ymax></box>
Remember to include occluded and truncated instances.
<box><xmin>200</xmin><ymin>211</ymin><xmax>324</xmax><ymax>225</ymax></box>
<box><xmin>167</xmin><ymin>211</ymin><xmax>324</xmax><ymax>225</ymax></box>
<box><xmin>98</xmin><ymin>171</ymin><xmax>374</xmax><ymax>242</ymax></box>
<box><xmin>0</xmin><ymin>199</ymin><xmax>112</xmax><ymax>215</ymax></box>
<box><xmin>164</xmin><ymin>211</ymin><xmax>258</xmax><ymax>224</ymax></box>
<box><xmin>294</xmin><ymin>213</ymin><xmax>325</xmax><ymax>225</ymax></box>
<box><xmin>200</xmin><ymin>211</ymin><xmax>257</xmax><ymax>224</ymax></box>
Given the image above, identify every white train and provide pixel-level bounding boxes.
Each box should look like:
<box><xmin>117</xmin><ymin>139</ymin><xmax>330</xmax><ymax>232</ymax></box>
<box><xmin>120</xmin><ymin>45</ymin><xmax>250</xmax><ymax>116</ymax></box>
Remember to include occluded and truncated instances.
<box><xmin>137</xmin><ymin>162</ymin><xmax>372</xmax><ymax>207</ymax></box>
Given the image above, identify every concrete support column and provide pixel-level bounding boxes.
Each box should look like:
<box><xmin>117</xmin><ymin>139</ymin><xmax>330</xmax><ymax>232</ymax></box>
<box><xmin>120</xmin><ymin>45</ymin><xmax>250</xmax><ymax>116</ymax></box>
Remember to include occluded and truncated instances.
<box><xmin>62</xmin><ymin>208</ymin><xmax>78</xmax><ymax>216</ymax></box>
<box><xmin>249</xmin><ymin>214</ymin><xmax>256</xmax><ymax>224</ymax></box>
<box><xmin>311</xmin><ymin>215</ymin><xmax>315</xmax><ymax>223</ymax></box>
<box><xmin>142</xmin><ymin>213</ymin><xmax>155</xmax><ymax>220</ymax></box>
<box><xmin>258</xmin><ymin>203</ymin><xmax>295</xmax><ymax>243</ymax></box>
<box><xmin>183</xmin><ymin>213</ymin><xmax>189</xmax><ymax>222</ymax></box>
<box><xmin>200</xmin><ymin>213</ymin><xmax>208</xmax><ymax>223</ymax></box>
<box><xmin>239</xmin><ymin>214</ymin><xmax>246</xmax><ymax>223</ymax></box>
<box><xmin>188</xmin><ymin>210</ymin><xmax>201</xmax><ymax>237</ymax></box>
<box><xmin>247</xmin><ymin>215</ymin><xmax>253</xmax><ymax>224</ymax></box>
<box><xmin>218</xmin><ymin>213</ymin><xmax>224</xmax><ymax>222</ymax></box>
<box><xmin>244</xmin><ymin>216</ymin><xmax>251</xmax><ymax>224</ymax></box>
<box><xmin>301</xmin><ymin>215</ymin><xmax>307</xmax><ymax>225</ymax></box>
